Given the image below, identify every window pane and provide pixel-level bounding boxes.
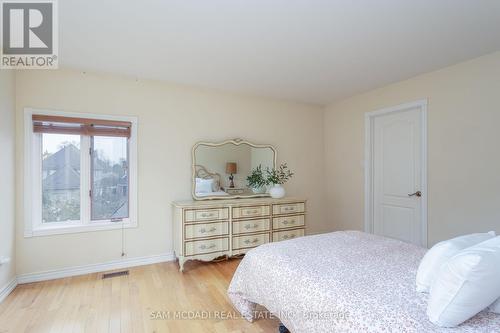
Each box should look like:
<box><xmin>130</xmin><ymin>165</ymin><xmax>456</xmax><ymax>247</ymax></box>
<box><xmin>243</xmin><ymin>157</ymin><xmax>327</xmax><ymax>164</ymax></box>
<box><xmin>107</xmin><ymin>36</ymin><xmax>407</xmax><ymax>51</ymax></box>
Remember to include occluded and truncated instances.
<box><xmin>91</xmin><ymin>136</ymin><xmax>129</xmax><ymax>220</ymax></box>
<box><xmin>42</xmin><ymin>134</ymin><xmax>81</xmax><ymax>223</ymax></box>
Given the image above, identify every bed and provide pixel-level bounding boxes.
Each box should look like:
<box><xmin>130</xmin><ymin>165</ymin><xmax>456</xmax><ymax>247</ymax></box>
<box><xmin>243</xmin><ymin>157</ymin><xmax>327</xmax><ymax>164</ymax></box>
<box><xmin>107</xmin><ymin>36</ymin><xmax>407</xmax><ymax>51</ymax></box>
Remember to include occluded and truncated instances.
<box><xmin>194</xmin><ymin>164</ymin><xmax>230</xmax><ymax>197</ymax></box>
<box><xmin>228</xmin><ymin>231</ymin><xmax>500</xmax><ymax>333</ymax></box>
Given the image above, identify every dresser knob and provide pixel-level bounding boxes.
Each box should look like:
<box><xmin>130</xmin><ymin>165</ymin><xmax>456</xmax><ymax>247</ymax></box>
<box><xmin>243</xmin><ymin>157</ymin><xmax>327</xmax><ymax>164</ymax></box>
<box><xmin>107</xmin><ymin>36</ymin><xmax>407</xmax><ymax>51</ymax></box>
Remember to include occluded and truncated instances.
<box><xmin>244</xmin><ymin>238</ymin><xmax>259</xmax><ymax>245</ymax></box>
<box><xmin>199</xmin><ymin>227</ymin><xmax>217</xmax><ymax>234</ymax></box>
<box><xmin>200</xmin><ymin>244</ymin><xmax>216</xmax><ymax>250</ymax></box>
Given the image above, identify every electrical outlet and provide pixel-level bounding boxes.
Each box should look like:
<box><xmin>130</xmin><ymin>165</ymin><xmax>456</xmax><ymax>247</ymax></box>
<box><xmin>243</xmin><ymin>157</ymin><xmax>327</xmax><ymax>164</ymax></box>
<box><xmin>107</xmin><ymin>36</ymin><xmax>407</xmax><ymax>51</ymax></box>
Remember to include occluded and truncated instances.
<box><xmin>0</xmin><ymin>257</ymin><xmax>11</xmax><ymax>265</ymax></box>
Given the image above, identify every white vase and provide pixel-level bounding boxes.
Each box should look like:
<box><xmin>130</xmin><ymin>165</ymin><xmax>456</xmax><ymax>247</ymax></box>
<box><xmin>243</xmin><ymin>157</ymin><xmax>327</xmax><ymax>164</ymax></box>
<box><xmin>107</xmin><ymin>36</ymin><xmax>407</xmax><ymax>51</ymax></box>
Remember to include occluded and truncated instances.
<box><xmin>269</xmin><ymin>184</ymin><xmax>285</xmax><ymax>198</ymax></box>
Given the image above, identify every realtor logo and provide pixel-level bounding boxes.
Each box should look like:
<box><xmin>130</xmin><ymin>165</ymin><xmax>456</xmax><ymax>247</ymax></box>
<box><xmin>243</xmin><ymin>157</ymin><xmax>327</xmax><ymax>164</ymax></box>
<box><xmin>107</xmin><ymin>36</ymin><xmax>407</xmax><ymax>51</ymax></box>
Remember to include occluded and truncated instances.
<box><xmin>1</xmin><ymin>0</ymin><xmax>58</xmax><ymax>69</ymax></box>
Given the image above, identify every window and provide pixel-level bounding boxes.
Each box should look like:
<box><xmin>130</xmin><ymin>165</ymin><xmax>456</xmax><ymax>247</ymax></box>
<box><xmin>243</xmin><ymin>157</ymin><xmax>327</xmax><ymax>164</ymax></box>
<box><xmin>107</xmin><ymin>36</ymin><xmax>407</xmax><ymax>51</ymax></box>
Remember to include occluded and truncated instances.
<box><xmin>91</xmin><ymin>136</ymin><xmax>129</xmax><ymax>221</ymax></box>
<box><xmin>25</xmin><ymin>109</ymin><xmax>137</xmax><ymax>237</ymax></box>
<box><xmin>42</xmin><ymin>133</ymin><xmax>81</xmax><ymax>223</ymax></box>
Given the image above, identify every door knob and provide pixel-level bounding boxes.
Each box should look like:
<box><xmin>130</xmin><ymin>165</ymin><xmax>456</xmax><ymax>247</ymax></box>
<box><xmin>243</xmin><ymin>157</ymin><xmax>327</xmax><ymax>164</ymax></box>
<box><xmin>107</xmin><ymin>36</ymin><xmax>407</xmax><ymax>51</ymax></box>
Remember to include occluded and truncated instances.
<box><xmin>408</xmin><ymin>191</ymin><xmax>422</xmax><ymax>197</ymax></box>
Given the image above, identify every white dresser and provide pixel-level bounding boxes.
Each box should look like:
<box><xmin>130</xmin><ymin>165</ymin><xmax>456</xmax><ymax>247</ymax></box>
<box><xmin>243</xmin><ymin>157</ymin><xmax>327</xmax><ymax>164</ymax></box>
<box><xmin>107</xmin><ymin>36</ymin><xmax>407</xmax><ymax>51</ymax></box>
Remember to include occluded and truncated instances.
<box><xmin>172</xmin><ymin>197</ymin><xmax>307</xmax><ymax>271</ymax></box>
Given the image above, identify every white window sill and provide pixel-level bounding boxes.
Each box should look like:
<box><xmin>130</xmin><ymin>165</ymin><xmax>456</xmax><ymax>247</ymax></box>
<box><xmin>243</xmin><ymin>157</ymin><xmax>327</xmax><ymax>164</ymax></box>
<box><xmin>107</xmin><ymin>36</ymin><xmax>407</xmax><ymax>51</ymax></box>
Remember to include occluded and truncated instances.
<box><xmin>25</xmin><ymin>220</ymin><xmax>138</xmax><ymax>238</ymax></box>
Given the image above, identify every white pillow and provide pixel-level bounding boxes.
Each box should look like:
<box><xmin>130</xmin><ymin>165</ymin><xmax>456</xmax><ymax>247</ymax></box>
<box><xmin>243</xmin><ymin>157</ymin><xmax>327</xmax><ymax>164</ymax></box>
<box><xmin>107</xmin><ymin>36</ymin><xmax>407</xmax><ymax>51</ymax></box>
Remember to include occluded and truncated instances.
<box><xmin>427</xmin><ymin>236</ymin><xmax>500</xmax><ymax>327</ymax></box>
<box><xmin>195</xmin><ymin>178</ymin><xmax>214</xmax><ymax>194</ymax></box>
<box><xmin>196</xmin><ymin>177</ymin><xmax>219</xmax><ymax>192</ymax></box>
<box><xmin>416</xmin><ymin>231</ymin><xmax>495</xmax><ymax>293</ymax></box>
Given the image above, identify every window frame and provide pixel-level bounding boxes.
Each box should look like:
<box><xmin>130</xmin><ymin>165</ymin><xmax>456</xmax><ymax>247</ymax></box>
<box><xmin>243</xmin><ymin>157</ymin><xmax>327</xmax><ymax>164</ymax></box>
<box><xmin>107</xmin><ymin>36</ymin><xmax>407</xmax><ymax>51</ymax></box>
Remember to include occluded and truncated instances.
<box><xmin>24</xmin><ymin>108</ymin><xmax>138</xmax><ymax>237</ymax></box>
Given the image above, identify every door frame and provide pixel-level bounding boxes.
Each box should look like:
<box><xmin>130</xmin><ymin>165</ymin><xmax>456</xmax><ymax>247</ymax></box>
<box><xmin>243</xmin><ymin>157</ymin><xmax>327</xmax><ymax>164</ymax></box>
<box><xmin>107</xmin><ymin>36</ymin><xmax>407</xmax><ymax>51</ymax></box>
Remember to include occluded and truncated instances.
<box><xmin>364</xmin><ymin>99</ymin><xmax>428</xmax><ymax>247</ymax></box>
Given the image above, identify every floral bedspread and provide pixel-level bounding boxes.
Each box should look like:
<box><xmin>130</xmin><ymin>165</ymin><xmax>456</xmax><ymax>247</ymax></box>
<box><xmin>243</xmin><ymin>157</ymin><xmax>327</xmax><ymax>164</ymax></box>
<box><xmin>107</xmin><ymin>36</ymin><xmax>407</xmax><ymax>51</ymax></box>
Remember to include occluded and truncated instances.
<box><xmin>228</xmin><ymin>231</ymin><xmax>500</xmax><ymax>333</ymax></box>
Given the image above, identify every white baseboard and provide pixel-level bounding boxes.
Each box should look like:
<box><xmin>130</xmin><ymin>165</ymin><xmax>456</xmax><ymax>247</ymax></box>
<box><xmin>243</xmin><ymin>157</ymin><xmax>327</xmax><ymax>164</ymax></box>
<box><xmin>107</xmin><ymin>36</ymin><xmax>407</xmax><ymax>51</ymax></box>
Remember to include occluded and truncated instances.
<box><xmin>0</xmin><ymin>277</ymin><xmax>18</xmax><ymax>304</ymax></box>
<box><xmin>17</xmin><ymin>252</ymin><xmax>175</xmax><ymax>284</ymax></box>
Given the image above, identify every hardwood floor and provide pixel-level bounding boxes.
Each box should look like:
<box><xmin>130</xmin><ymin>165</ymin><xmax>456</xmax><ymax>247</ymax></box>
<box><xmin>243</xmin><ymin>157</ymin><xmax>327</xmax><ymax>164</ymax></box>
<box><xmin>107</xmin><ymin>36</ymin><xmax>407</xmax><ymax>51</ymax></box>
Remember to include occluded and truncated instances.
<box><xmin>0</xmin><ymin>259</ymin><xmax>279</xmax><ymax>333</ymax></box>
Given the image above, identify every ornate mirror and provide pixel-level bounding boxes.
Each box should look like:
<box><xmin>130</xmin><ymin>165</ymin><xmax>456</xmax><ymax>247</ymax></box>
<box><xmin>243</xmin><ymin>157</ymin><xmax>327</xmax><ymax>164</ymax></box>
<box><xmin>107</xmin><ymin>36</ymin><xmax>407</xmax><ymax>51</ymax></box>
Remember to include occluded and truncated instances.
<box><xmin>192</xmin><ymin>139</ymin><xmax>276</xmax><ymax>200</ymax></box>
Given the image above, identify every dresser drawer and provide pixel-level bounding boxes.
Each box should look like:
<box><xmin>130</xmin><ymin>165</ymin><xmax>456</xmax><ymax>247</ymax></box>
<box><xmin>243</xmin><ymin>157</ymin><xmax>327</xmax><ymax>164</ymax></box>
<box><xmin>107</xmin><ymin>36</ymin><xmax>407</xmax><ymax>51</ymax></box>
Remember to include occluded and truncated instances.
<box><xmin>233</xmin><ymin>218</ymin><xmax>270</xmax><ymax>234</ymax></box>
<box><xmin>185</xmin><ymin>237</ymin><xmax>229</xmax><ymax>256</ymax></box>
<box><xmin>272</xmin><ymin>228</ymin><xmax>305</xmax><ymax>242</ymax></box>
<box><xmin>272</xmin><ymin>202</ymin><xmax>305</xmax><ymax>215</ymax></box>
<box><xmin>232</xmin><ymin>205</ymin><xmax>270</xmax><ymax>219</ymax></box>
<box><xmin>233</xmin><ymin>233</ymin><xmax>270</xmax><ymax>250</ymax></box>
<box><xmin>185</xmin><ymin>222</ymin><xmax>229</xmax><ymax>240</ymax></box>
<box><xmin>184</xmin><ymin>208</ymin><xmax>229</xmax><ymax>223</ymax></box>
<box><xmin>272</xmin><ymin>215</ymin><xmax>305</xmax><ymax>230</ymax></box>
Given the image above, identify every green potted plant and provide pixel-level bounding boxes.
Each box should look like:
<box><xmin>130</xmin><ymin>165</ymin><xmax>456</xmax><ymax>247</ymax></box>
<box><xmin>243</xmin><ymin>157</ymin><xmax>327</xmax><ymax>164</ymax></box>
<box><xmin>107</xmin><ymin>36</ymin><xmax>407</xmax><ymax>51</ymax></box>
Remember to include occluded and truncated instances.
<box><xmin>246</xmin><ymin>165</ymin><xmax>268</xmax><ymax>194</ymax></box>
<box><xmin>266</xmin><ymin>163</ymin><xmax>294</xmax><ymax>198</ymax></box>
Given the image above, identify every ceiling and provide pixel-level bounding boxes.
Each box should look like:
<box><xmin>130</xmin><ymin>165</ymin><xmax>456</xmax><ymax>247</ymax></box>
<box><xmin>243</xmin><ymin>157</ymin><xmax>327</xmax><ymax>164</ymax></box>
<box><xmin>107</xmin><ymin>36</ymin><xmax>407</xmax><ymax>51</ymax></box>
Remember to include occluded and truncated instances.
<box><xmin>60</xmin><ymin>0</ymin><xmax>500</xmax><ymax>105</ymax></box>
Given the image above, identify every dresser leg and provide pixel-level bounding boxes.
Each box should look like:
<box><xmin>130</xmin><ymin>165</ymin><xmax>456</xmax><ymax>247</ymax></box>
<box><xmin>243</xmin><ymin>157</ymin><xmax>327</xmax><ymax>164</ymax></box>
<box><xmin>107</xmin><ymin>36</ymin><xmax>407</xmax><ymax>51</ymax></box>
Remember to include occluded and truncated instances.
<box><xmin>178</xmin><ymin>257</ymin><xmax>186</xmax><ymax>272</ymax></box>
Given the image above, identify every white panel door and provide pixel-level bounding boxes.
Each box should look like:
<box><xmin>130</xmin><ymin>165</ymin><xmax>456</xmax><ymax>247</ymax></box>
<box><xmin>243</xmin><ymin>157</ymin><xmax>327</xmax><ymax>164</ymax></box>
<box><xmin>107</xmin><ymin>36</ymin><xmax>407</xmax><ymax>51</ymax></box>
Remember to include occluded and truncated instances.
<box><xmin>373</xmin><ymin>108</ymin><xmax>423</xmax><ymax>245</ymax></box>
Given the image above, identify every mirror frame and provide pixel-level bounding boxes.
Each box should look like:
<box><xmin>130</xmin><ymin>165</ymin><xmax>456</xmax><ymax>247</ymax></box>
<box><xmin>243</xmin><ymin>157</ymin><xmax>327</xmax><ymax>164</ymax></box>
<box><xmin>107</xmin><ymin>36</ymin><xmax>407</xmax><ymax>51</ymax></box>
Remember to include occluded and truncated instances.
<box><xmin>192</xmin><ymin>138</ymin><xmax>277</xmax><ymax>200</ymax></box>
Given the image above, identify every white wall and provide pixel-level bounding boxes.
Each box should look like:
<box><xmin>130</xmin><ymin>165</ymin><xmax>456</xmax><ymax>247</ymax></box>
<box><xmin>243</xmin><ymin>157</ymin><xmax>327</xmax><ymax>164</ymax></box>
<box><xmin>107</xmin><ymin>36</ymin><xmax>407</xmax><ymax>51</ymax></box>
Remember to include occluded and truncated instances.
<box><xmin>324</xmin><ymin>51</ymin><xmax>500</xmax><ymax>246</ymax></box>
<box><xmin>15</xmin><ymin>69</ymin><xmax>327</xmax><ymax>275</ymax></box>
<box><xmin>0</xmin><ymin>71</ymin><xmax>16</xmax><ymax>289</ymax></box>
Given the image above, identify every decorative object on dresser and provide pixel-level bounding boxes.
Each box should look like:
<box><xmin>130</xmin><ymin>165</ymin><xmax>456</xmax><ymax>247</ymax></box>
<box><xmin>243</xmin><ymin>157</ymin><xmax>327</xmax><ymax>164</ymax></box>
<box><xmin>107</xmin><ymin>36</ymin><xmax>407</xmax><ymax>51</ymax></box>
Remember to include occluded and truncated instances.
<box><xmin>192</xmin><ymin>139</ymin><xmax>276</xmax><ymax>200</ymax></box>
<box><xmin>172</xmin><ymin>197</ymin><xmax>307</xmax><ymax>272</ymax></box>
<box><xmin>267</xmin><ymin>163</ymin><xmax>294</xmax><ymax>199</ymax></box>
<box><xmin>225</xmin><ymin>188</ymin><xmax>245</xmax><ymax>195</ymax></box>
<box><xmin>226</xmin><ymin>162</ymin><xmax>237</xmax><ymax>188</ymax></box>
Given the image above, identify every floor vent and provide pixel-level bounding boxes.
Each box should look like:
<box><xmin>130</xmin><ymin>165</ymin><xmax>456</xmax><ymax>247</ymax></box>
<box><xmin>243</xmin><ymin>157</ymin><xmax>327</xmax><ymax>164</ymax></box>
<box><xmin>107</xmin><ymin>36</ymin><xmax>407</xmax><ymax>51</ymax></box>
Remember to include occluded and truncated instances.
<box><xmin>102</xmin><ymin>270</ymin><xmax>129</xmax><ymax>279</ymax></box>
